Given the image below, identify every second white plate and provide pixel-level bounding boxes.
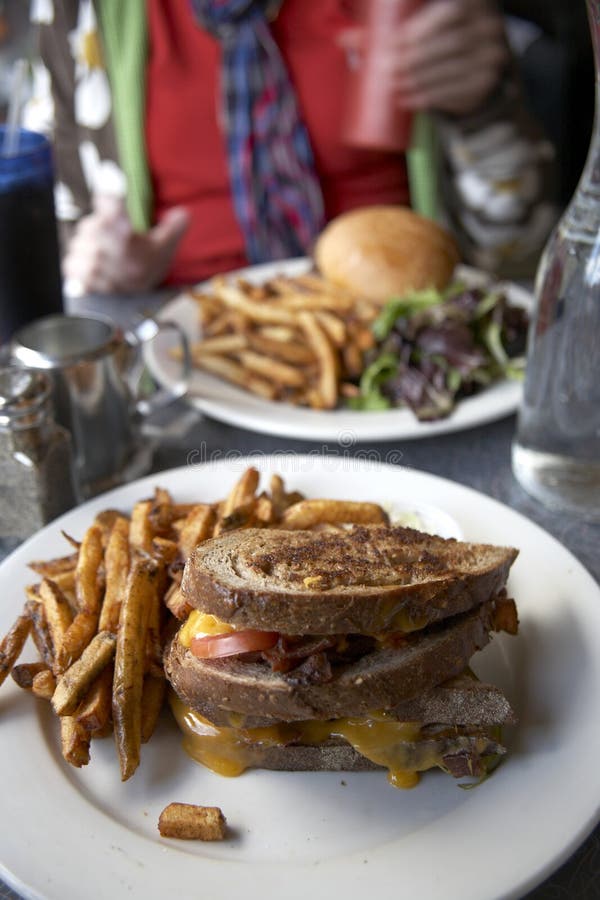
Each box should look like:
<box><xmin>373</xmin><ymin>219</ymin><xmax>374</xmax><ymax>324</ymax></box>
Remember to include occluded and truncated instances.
<box><xmin>148</xmin><ymin>260</ymin><xmax>532</xmax><ymax>442</ymax></box>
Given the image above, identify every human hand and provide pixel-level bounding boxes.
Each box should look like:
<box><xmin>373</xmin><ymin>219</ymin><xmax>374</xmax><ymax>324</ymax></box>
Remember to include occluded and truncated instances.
<box><xmin>339</xmin><ymin>0</ymin><xmax>509</xmax><ymax>117</ymax></box>
<box><xmin>63</xmin><ymin>194</ymin><xmax>190</xmax><ymax>296</ymax></box>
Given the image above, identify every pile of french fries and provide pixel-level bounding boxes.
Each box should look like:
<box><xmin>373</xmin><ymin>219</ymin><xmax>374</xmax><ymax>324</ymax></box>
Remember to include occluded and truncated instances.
<box><xmin>182</xmin><ymin>272</ymin><xmax>378</xmax><ymax>409</ymax></box>
<box><xmin>0</xmin><ymin>468</ymin><xmax>388</xmax><ymax>782</ymax></box>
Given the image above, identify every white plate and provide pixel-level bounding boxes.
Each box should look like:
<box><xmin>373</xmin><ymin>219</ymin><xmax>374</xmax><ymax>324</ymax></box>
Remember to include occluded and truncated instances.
<box><xmin>1</xmin><ymin>456</ymin><xmax>599</xmax><ymax>900</ymax></box>
<box><xmin>148</xmin><ymin>260</ymin><xmax>532</xmax><ymax>442</ymax></box>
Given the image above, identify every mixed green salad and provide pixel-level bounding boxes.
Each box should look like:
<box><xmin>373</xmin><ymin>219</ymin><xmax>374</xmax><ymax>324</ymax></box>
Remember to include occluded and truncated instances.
<box><xmin>349</xmin><ymin>283</ymin><xmax>529</xmax><ymax>421</ymax></box>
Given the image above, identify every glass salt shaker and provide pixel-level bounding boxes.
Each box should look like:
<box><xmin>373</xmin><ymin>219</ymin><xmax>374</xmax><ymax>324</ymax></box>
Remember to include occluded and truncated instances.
<box><xmin>0</xmin><ymin>367</ymin><xmax>78</xmax><ymax>542</ymax></box>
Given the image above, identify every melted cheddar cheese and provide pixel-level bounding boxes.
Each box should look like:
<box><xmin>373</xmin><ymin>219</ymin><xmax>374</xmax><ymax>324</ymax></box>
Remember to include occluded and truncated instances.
<box><xmin>178</xmin><ymin>609</ymin><xmax>424</xmax><ymax>651</ymax></box>
<box><xmin>179</xmin><ymin>611</ymin><xmax>236</xmax><ymax>646</ymax></box>
<box><xmin>169</xmin><ymin>696</ymin><xmax>453</xmax><ymax>789</ymax></box>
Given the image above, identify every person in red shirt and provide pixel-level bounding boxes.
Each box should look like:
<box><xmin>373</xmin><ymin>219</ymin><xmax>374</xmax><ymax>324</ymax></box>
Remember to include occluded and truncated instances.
<box><xmin>47</xmin><ymin>0</ymin><xmax>509</xmax><ymax>294</ymax></box>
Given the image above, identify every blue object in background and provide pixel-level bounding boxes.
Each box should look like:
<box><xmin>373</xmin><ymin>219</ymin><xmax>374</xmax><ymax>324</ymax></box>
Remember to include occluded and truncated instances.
<box><xmin>0</xmin><ymin>127</ymin><xmax>63</xmax><ymax>346</ymax></box>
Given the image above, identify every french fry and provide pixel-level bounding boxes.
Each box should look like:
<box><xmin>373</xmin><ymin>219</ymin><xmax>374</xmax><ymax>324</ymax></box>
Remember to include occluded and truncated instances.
<box><xmin>218</xmin><ymin>501</ymin><xmax>256</xmax><ymax>533</ymax></box>
<box><xmin>40</xmin><ymin>578</ymin><xmax>73</xmax><ymax>674</ymax></box>
<box><xmin>75</xmin><ymin>524</ymin><xmax>104</xmax><ymax>615</ymax></box>
<box><xmin>148</xmin><ymin>502</ymin><xmax>176</xmax><ymax>538</ymax></box>
<box><xmin>47</xmin><ymin>569</ymin><xmax>76</xmax><ymax>596</ymax></box>
<box><xmin>60</xmin><ymin>715</ymin><xmax>91</xmax><ymax>768</ymax></box>
<box><xmin>39</xmin><ymin>578</ymin><xmax>73</xmax><ymax>667</ymax></box>
<box><xmin>298</xmin><ymin>312</ymin><xmax>338</xmax><ymax>409</ymax></box>
<box><xmin>25</xmin><ymin>600</ymin><xmax>54</xmax><ymax>669</ymax></box>
<box><xmin>24</xmin><ymin>584</ymin><xmax>41</xmax><ymax>604</ymax></box>
<box><xmin>141</xmin><ymin>674</ymin><xmax>166</xmax><ymax>744</ymax></box>
<box><xmin>222</xmin><ymin>467</ymin><xmax>259</xmax><ymax>518</ymax></box>
<box><xmin>56</xmin><ymin>611</ymin><xmax>98</xmax><ymax>673</ymax></box>
<box><xmin>302</xmin><ymin>387</ymin><xmax>328</xmax><ymax>410</ymax></box>
<box><xmin>154</xmin><ymin>487</ymin><xmax>173</xmax><ymax>507</ymax></box>
<box><xmin>246</xmin><ymin>374</ymin><xmax>281</xmax><ymax>401</ymax></box>
<box><xmin>165</xmin><ymin>584</ymin><xmax>192</xmax><ymax>621</ymax></box>
<box><xmin>94</xmin><ymin>509</ymin><xmax>124</xmax><ymax>544</ymax></box>
<box><xmin>147</xmin><ymin>504</ymin><xmax>195</xmax><ymax>542</ymax></box>
<box><xmin>130</xmin><ymin>500</ymin><xmax>155</xmax><ymax>553</ymax></box>
<box><xmin>60</xmin><ymin>531</ymin><xmax>81</xmax><ymax>551</ymax></box>
<box><xmin>342</xmin><ymin>342</ymin><xmax>364</xmax><ymax>379</ymax></box>
<box><xmin>203</xmin><ymin>310</ymin><xmax>235</xmax><ymax>338</ymax></box>
<box><xmin>178</xmin><ymin>504</ymin><xmax>215</xmax><ymax>561</ymax></box>
<box><xmin>285</xmin><ymin>490</ymin><xmax>306</xmax><ymax>506</ymax></box>
<box><xmin>158</xmin><ymin>803</ymin><xmax>227</xmax><ymax>841</ymax></box>
<box><xmin>113</xmin><ymin>557</ymin><xmax>157</xmax><ymax>781</ymax></box>
<box><xmin>151</xmin><ymin>537</ymin><xmax>179</xmax><ymax>566</ymax></box>
<box><xmin>255</xmin><ymin>494</ymin><xmax>275</xmax><ymax>525</ymax></box>
<box><xmin>32</xmin><ymin>668</ymin><xmax>57</xmax><ymax>700</ymax></box>
<box><xmin>247</xmin><ymin>332</ymin><xmax>314</xmax><ymax>365</ymax></box>
<box><xmin>266</xmin><ymin>274</ymin><xmax>308</xmax><ymax>295</ymax></box>
<box><xmin>354</xmin><ymin>299</ymin><xmax>381</xmax><ymax>323</ymax></box>
<box><xmin>238</xmin><ymin>350</ymin><xmax>307</xmax><ymax>388</ymax></box>
<box><xmin>293</xmin><ymin>272</ymin><xmax>337</xmax><ymax>293</ymax></box>
<box><xmin>191</xmin><ymin>353</ymin><xmax>277</xmax><ymax>400</ymax></box>
<box><xmin>76</xmin><ymin>666</ymin><xmax>113</xmax><ymax>733</ymax></box>
<box><xmin>239</xmin><ymin>277</ymin><xmax>272</xmax><ymax>300</ymax></box>
<box><xmin>0</xmin><ymin>613</ymin><xmax>31</xmax><ymax>686</ymax></box>
<box><xmin>215</xmin><ymin>467</ymin><xmax>260</xmax><ymax>537</ymax></box>
<box><xmin>192</xmin><ymin>334</ymin><xmax>248</xmax><ymax>356</ymax></box>
<box><xmin>145</xmin><ymin>573</ymin><xmax>164</xmax><ymax>679</ymax></box>
<box><xmin>214</xmin><ymin>281</ymin><xmax>297</xmax><ymax>325</ymax></box>
<box><xmin>99</xmin><ymin>516</ymin><xmax>130</xmax><ymax>634</ymax></box>
<box><xmin>280</xmin><ymin>291</ymin><xmax>353</xmax><ymax>313</ymax></box>
<box><xmin>11</xmin><ymin>661</ymin><xmax>48</xmax><ymax>690</ymax></box>
<box><xmin>350</xmin><ymin>322</ymin><xmax>376</xmax><ymax>352</ymax></box>
<box><xmin>281</xmin><ymin>499</ymin><xmax>388</xmax><ymax>530</ymax></box>
<box><xmin>315</xmin><ymin>310</ymin><xmax>346</xmax><ymax>346</ymax></box>
<box><xmin>170</xmin><ymin>517</ymin><xmax>187</xmax><ymax>538</ymax></box>
<box><xmin>258</xmin><ymin>325</ymin><xmax>296</xmax><ymax>342</ymax></box>
<box><xmin>269</xmin><ymin>473</ymin><xmax>286</xmax><ymax>520</ymax></box>
<box><xmin>28</xmin><ymin>553</ymin><xmax>78</xmax><ymax>577</ymax></box>
<box><xmin>52</xmin><ymin>630</ymin><xmax>116</xmax><ymax>716</ymax></box>
<box><xmin>191</xmin><ymin>290</ymin><xmax>223</xmax><ymax>320</ymax></box>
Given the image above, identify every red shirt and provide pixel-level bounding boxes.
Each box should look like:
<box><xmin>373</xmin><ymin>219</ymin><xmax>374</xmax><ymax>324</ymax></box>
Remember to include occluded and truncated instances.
<box><xmin>145</xmin><ymin>0</ymin><xmax>409</xmax><ymax>284</ymax></box>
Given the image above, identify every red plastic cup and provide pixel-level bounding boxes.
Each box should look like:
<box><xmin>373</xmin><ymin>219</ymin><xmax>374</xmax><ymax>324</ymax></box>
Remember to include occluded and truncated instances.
<box><xmin>342</xmin><ymin>0</ymin><xmax>422</xmax><ymax>152</ymax></box>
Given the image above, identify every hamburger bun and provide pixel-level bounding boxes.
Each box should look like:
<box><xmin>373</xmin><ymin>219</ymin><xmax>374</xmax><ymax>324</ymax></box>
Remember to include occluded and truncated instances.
<box><xmin>314</xmin><ymin>205</ymin><xmax>460</xmax><ymax>304</ymax></box>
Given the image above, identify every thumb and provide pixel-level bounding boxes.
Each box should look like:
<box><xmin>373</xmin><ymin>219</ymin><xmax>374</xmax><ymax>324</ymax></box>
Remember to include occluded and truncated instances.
<box><xmin>93</xmin><ymin>192</ymin><xmax>129</xmax><ymax>226</ymax></box>
<box><xmin>149</xmin><ymin>207</ymin><xmax>190</xmax><ymax>254</ymax></box>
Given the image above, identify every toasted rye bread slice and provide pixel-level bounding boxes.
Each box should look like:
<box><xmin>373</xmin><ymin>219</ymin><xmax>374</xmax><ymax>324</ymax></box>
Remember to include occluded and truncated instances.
<box><xmin>182</xmin><ymin>526</ymin><xmax>518</xmax><ymax>634</ymax></box>
<box><xmin>165</xmin><ymin>600</ymin><xmax>497</xmax><ymax>721</ymax></box>
<box><xmin>168</xmin><ymin>672</ymin><xmax>516</xmax><ymax>729</ymax></box>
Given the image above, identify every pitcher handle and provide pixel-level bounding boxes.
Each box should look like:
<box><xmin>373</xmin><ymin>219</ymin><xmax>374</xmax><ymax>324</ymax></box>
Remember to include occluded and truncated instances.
<box><xmin>125</xmin><ymin>317</ymin><xmax>190</xmax><ymax>416</ymax></box>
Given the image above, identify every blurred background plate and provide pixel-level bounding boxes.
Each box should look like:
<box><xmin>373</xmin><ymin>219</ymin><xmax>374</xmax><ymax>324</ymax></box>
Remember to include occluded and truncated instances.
<box><xmin>146</xmin><ymin>260</ymin><xmax>532</xmax><ymax>442</ymax></box>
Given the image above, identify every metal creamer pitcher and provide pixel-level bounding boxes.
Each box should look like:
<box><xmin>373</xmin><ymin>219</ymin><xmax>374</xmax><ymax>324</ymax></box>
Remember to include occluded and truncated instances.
<box><xmin>10</xmin><ymin>313</ymin><xmax>189</xmax><ymax>498</ymax></box>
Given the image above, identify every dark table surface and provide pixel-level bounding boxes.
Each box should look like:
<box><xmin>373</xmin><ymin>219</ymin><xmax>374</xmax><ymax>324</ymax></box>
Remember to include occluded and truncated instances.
<box><xmin>1</xmin><ymin>406</ymin><xmax>598</xmax><ymax>900</ymax></box>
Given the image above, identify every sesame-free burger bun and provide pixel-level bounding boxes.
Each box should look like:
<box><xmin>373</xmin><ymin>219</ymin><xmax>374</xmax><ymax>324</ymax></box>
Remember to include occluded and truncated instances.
<box><xmin>314</xmin><ymin>205</ymin><xmax>460</xmax><ymax>305</ymax></box>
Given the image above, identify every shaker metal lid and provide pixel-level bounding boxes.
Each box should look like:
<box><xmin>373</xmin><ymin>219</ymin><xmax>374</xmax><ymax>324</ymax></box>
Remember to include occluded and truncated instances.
<box><xmin>0</xmin><ymin>366</ymin><xmax>51</xmax><ymax>424</ymax></box>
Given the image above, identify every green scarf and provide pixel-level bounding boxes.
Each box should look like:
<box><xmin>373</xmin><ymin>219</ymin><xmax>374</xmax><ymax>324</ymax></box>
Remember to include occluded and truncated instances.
<box><xmin>407</xmin><ymin>112</ymin><xmax>439</xmax><ymax>222</ymax></box>
<box><xmin>97</xmin><ymin>0</ymin><xmax>152</xmax><ymax>231</ymax></box>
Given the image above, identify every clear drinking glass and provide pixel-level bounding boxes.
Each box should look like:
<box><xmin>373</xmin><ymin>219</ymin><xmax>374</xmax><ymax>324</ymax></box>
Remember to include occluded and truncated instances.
<box><xmin>511</xmin><ymin>0</ymin><xmax>600</xmax><ymax>519</ymax></box>
<box><xmin>342</xmin><ymin>0</ymin><xmax>422</xmax><ymax>152</ymax></box>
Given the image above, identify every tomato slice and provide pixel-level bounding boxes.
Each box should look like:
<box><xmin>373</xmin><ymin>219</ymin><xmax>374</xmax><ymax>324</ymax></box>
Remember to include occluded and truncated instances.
<box><xmin>190</xmin><ymin>629</ymin><xmax>279</xmax><ymax>659</ymax></box>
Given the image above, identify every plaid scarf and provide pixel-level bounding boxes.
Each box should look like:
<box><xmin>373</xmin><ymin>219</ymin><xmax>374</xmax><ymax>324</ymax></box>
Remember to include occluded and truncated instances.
<box><xmin>191</xmin><ymin>0</ymin><xmax>325</xmax><ymax>263</ymax></box>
